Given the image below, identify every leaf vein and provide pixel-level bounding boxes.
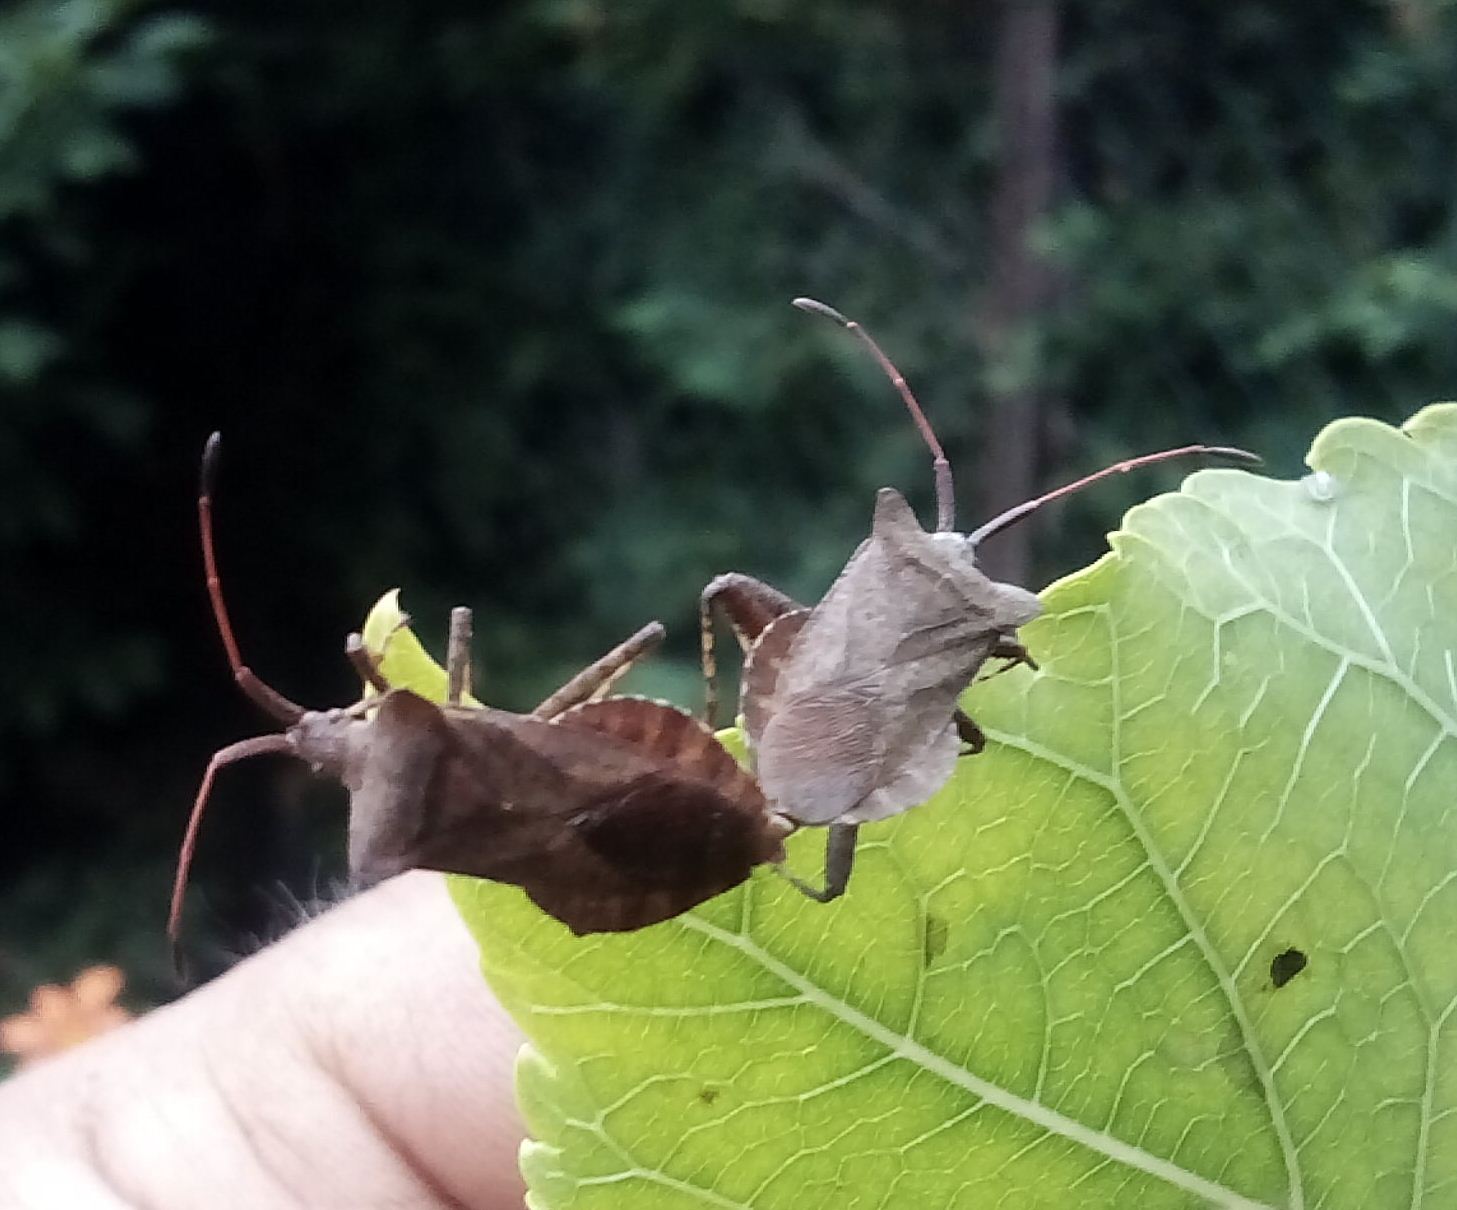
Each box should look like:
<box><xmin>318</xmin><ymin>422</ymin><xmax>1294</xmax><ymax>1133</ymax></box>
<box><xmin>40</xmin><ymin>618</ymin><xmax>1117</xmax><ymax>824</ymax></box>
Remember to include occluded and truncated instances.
<box><xmin>680</xmin><ymin>915</ymin><xmax>1277</xmax><ymax>1208</ymax></box>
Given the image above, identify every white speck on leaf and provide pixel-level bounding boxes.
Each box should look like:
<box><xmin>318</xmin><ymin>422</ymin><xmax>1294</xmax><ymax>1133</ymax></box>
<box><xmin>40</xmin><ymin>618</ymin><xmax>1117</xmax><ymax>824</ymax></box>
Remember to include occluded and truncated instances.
<box><xmin>1303</xmin><ymin>470</ymin><xmax>1338</xmax><ymax>503</ymax></box>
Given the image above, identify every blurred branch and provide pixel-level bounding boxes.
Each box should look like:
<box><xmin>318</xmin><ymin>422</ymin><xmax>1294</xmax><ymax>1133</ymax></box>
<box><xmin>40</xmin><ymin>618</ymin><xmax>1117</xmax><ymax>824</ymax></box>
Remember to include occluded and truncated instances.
<box><xmin>976</xmin><ymin>0</ymin><xmax>1060</xmax><ymax>582</ymax></box>
<box><xmin>772</xmin><ymin>104</ymin><xmax>965</xmax><ymax>272</ymax></box>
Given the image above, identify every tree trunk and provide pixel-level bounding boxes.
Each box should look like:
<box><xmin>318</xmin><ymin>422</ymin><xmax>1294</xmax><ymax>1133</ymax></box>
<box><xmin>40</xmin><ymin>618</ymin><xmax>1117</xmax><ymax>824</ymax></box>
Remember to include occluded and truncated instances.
<box><xmin>977</xmin><ymin>0</ymin><xmax>1059</xmax><ymax>584</ymax></box>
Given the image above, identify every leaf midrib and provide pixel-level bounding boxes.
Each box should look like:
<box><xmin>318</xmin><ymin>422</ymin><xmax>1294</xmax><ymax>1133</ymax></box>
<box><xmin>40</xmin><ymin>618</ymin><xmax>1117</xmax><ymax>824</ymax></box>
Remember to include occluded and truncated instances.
<box><xmin>677</xmin><ymin>912</ymin><xmax>1277</xmax><ymax>1209</ymax></box>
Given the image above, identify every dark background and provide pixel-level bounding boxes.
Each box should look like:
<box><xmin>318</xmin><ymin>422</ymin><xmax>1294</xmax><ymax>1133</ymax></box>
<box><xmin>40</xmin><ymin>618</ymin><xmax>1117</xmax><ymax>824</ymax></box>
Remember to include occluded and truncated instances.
<box><xmin>5</xmin><ymin>0</ymin><xmax>1457</xmax><ymax>1012</ymax></box>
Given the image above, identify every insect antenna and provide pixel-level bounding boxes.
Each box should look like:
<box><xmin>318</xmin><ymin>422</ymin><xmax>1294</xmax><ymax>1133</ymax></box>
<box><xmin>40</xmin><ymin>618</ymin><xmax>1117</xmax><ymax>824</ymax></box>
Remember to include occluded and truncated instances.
<box><xmin>172</xmin><ymin>434</ymin><xmax>309</xmax><ymax>972</ymax></box>
<box><xmin>199</xmin><ymin>433</ymin><xmax>305</xmax><ymax>724</ymax></box>
<box><xmin>967</xmin><ymin>444</ymin><xmax>1262</xmax><ymax>546</ymax></box>
<box><xmin>793</xmin><ymin>297</ymin><xmax>955</xmax><ymax>532</ymax></box>
<box><xmin>168</xmin><ymin>732</ymin><xmax>295</xmax><ymax>960</ymax></box>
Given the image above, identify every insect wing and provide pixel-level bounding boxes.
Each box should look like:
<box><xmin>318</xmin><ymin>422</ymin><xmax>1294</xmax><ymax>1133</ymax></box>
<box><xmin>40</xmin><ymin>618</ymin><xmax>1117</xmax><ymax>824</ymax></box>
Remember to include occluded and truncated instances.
<box><xmin>740</xmin><ymin>608</ymin><xmax>810</xmax><ymax>744</ymax></box>
<box><xmin>374</xmin><ymin>696</ymin><xmax>782</xmax><ymax>934</ymax></box>
<box><xmin>530</xmin><ymin>698</ymin><xmax>785</xmax><ymax>932</ymax></box>
<box><xmin>556</xmin><ymin>698</ymin><xmax>767</xmax><ymax>818</ymax></box>
<box><xmin>841</xmin><ymin>717</ymin><xmax>959</xmax><ymax>824</ymax></box>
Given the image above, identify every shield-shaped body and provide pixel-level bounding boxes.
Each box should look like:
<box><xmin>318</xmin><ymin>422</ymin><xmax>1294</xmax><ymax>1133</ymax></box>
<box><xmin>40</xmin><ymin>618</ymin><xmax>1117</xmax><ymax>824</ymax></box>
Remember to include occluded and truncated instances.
<box><xmin>744</xmin><ymin>488</ymin><xmax>1040</xmax><ymax>826</ymax></box>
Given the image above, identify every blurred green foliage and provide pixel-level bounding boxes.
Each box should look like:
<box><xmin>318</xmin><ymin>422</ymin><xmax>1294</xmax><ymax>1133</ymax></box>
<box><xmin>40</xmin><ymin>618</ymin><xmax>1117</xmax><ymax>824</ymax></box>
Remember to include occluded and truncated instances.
<box><xmin>0</xmin><ymin>0</ymin><xmax>202</xmax><ymax>729</ymax></box>
<box><xmin>5</xmin><ymin>0</ymin><xmax>1457</xmax><ymax>1001</ymax></box>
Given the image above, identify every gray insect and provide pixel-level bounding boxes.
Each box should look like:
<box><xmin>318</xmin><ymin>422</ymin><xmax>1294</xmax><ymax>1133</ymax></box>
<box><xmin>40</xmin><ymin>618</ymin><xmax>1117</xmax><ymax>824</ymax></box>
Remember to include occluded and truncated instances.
<box><xmin>701</xmin><ymin>298</ymin><xmax>1258</xmax><ymax>902</ymax></box>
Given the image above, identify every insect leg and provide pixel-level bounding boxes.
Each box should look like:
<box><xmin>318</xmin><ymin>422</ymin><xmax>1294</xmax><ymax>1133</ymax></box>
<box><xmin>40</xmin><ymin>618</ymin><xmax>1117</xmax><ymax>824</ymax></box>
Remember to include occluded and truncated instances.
<box><xmin>700</xmin><ymin>573</ymin><xmax>803</xmax><ymax>728</ymax></box>
<box><xmin>532</xmin><ymin>621</ymin><xmax>666</xmax><ymax>720</ymax></box>
<box><xmin>956</xmin><ymin>636</ymin><xmax>1032</xmax><ymax>755</ymax></box>
<box><xmin>446</xmin><ymin>606</ymin><xmax>473</xmax><ymax>705</ymax></box>
<box><xmin>970</xmin><ymin>637</ymin><xmax>1039</xmax><ymax>692</ymax></box>
<box><xmin>989</xmin><ymin>635</ymin><xmax>1038</xmax><ymax>673</ymax></box>
<box><xmin>954</xmin><ymin>709</ymin><xmax>985</xmax><ymax>755</ymax></box>
<box><xmin>345</xmin><ymin>632</ymin><xmax>391</xmax><ymax>694</ymax></box>
<box><xmin>343</xmin><ymin>603</ymin><xmax>427</xmax><ymax>697</ymax></box>
<box><xmin>778</xmin><ymin>822</ymin><xmax>860</xmax><ymax>903</ymax></box>
<box><xmin>956</xmin><ymin>636</ymin><xmax>1035</xmax><ymax>754</ymax></box>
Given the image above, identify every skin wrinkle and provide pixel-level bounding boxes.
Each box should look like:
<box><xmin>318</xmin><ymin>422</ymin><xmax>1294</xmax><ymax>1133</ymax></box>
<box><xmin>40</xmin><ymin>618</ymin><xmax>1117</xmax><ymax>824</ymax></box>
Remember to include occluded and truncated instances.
<box><xmin>58</xmin><ymin>937</ymin><xmax>331</xmax><ymax>1208</ymax></box>
<box><xmin>287</xmin><ymin>875</ymin><xmax>525</xmax><ymax>1207</ymax></box>
<box><xmin>333</xmin><ymin>1065</ymin><xmax>473</xmax><ymax>1210</ymax></box>
<box><xmin>280</xmin><ymin>935</ymin><xmax>470</xmax><ymax>1208</ymax></box>
<box><xmin>4</xmin><ymin>1017</ymin><xmax>179</xmax><ymax>1210</ymax></box>
<box><xmin>153</xmin><ymin>930</ymin><xmax>340</xmax><ymax>1206</ymax></box>
<box><xmin>197</xmin><ymin>1038</ymin><xmax>306</xmax><ymax>1209</ymax></box>
<box><xmin>0</xmin><ymin>873</ymin><xmax>525</xmax><ymax>1210</ymax></box>
<box><xmin>71</xmin><ymin>1063</ymin><xmax>148</xmax><ymax>1210</ymax></box>
<box><xmin>87</xmin><ymin>1103</ymin><xmax>162</xmax><ymax>1210</ymax></box>
<box><xmin>2</xmin><ymin>1061</ymin><xmax>138</xmax><ymax>1210</ymax></box>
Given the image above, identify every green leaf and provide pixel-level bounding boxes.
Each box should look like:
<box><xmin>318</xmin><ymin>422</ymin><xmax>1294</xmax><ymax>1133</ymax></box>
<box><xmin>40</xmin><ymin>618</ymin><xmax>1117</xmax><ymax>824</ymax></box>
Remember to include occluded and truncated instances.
<box><xmin>359</xmin><ymin>587</ymin><xmax>478</xmax><ymax>707</ymax></box>
<box><xmin>367</xmin><ymin>405</ymin><xmax>1457</xmax><ymax>1208</ymax></box>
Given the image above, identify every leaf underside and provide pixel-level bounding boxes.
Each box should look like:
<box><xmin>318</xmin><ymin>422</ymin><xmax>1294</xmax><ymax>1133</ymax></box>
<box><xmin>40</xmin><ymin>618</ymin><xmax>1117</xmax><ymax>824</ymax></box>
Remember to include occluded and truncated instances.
<box><xmin>371</xmin><ymin>404</ymin><xmax>1457</xmax><ymax>1210</ymax></box>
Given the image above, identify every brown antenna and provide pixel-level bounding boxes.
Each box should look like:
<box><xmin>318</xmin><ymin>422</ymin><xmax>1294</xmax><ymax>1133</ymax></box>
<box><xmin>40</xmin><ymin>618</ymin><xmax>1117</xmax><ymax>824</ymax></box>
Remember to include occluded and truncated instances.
<box><xmin>793</xmin><ymin>297</ymin><xmax>955</xmax><ymax>532</ymax></box>
<box><xmin>199</xmin><ymin>433</ymin><xmax>305</xmax><ymax>724</ymax></box>
<box><xmin>967</xmin><ymin>444</ymin><xmax>1262</xmax><ymax>546</ymax></box>
<box><xmin>167</xmin><ymin>733</ymin><xmax>293</xmax><ymax>945</ymax></box>
<box><xmin>172</xmin><ymin>433</ymin><xmax>310</xmax><ymax>960</ymax></box>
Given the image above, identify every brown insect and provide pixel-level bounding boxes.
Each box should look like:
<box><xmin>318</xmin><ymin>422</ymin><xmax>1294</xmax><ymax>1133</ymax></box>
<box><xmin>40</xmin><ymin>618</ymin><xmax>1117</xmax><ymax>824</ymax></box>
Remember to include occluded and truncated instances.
<box><xmin>169</xmin><ymin>435</ymin><xmax>789</xmax><ymax>947</ymax></box>
<box><xmin>700</xmin><ymin>298</ymin><xmax>1259</xmax><ymax>902</ymax></box>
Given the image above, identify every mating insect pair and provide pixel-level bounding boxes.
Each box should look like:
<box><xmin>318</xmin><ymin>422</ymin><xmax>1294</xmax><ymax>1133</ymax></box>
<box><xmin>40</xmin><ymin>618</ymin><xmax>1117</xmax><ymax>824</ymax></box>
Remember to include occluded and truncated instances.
<box><xmin>169</xmin><ymin>301</ymin><xmax>1257</xmax><ymax>946</ymax></box>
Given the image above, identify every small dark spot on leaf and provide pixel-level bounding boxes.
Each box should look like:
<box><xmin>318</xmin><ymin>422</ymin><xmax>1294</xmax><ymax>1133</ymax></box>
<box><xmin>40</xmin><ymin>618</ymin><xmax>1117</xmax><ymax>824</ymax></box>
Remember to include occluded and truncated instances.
<box><xmin>924</xmin><ymin>913</ymin><xmax>949</xmax><ymax>963</ymax></box>
<box><xmin>697</xmin><ymin>1086</ymin><xmax>720</xmax><ymax>1105</ymax></box>
<box><xmin>1270</xmin><ymin>948</ymin><xmax>1308</xmax><ymax>989</ymax></box>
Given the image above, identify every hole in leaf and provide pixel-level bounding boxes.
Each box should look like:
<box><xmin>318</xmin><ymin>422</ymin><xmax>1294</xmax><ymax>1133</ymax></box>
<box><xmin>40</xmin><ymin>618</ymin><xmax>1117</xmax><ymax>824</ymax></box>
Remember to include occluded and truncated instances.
<box><xmin>1270</xmin><ymin>947</ymin><xmax>1308</xmax><ymax>989</ymax></box>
